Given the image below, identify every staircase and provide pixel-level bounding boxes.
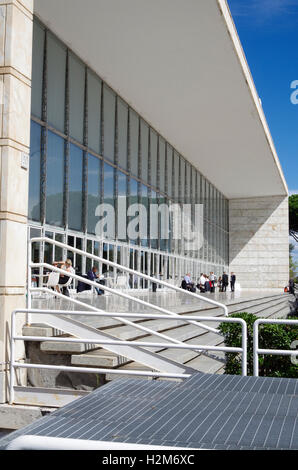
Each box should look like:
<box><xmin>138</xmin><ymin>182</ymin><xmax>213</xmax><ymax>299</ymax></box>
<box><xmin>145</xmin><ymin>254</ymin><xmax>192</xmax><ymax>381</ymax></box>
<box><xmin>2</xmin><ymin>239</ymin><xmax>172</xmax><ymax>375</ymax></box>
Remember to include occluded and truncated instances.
<box><xmin>21</xmin><ymin>292</ymin><xmax>292</xmax><ymax>399</ymax></box>
<box><xmin>11</xmin><ymin>236</ymin><xmax>292</xmax><ymax>408</ymax></box>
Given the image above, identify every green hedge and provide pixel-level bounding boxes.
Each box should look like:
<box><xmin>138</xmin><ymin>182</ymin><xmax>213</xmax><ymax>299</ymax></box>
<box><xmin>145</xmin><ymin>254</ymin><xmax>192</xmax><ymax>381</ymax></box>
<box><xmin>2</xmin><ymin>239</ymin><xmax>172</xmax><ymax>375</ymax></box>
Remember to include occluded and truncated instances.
<box><xmin>218</xmin><ymin>313</ymin><xmax>298</xmax><ymax>378</ymax></box>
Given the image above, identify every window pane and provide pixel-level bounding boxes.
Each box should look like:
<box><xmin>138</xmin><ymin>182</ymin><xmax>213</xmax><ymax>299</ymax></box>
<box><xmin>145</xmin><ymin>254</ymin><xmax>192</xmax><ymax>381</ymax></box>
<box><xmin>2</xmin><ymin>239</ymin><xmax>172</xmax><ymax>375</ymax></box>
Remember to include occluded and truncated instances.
<box><xmin>69</xmin><ymin>144</ymin><xmax>83</xmax><ymax>231</ymax></box>
<box><xmin>118</xmin><ymin>171</ymin><xmax>127</xmax><ymax>241</ymax></box>
<box><xmin>29</xmin><ymin>121</ymin><xmax>41</xmax><ymax>221</ymax></box>
<box><xmin>150</xmin><ymin>129</ymin><xmax>157</xmax><ymax>188</ymax></box>
<box><xmin>103</xmin><ymin>84</ymin><xmax>115</xmax><ymax>162</ymax></box>
<box><xmin>166</xmin><ymin>144</ymin><xmax>173</xmax><ymax>198</ymax></box>
<box><xmin>140</xmin><ymin>119</ymin><xmax>148</xmax><ymax>182</ymax></box>
<box><xmin>140</xmin><ymin>184</ymin><xmax>149</xmax><ymax>247</ymax></box>
<box><xmin>104</xmin><ymin>162</ymin><xmax>114</xmax><ymax>205</ymax></box>
<box><xmin>159</xmin><ymin>137</ymin><xmax>166</xmax><ymax>193</ymax></box>
<box><xmin>180</xmin><ymin>157</ymin><xmax>185</xmax><ymax>204</ymax></box>
<box><xmin>185</xmin><ymin>162</ymin><xmax>191</xmax><ymax>204</ymax></box>
<box><xmin>46</xmin><ymin>131</ymin><xmax>64</xmax><ymax>227</ymax></box>
<box><xmin>128</xmin><ymin>178</ymin><xmax>138</xmax><ymax>245</ymax></box>
<box><xmin>69</xmin><ymin>54</ymin><xmax>85</xmax><ymax>143</ymax></box>
<box><xmin>87</xmin><ymin>154</ymin><xmax>100</xmax><ymax>234</ymax></box>
<box><xmin>87</xmin><ymin>71</ymin><xmax>101</xmax><ymax>155</ymax></box>
<box><xmin>118</xmin><ymin>98</ymin><xmax>128</xmax><ymax>170</ymax></box>
<box><xmin>130</xmin><ymin>109</ymin><xmax>139</xmax><ymax>177</ymax></box>
<box><xmin>31</xmin><ymin>21</ymin><xmax>44</xmax><ymax>119</ymax></box>
<box><xmin>151</xmin><ymin>190</ymin><xmax>158</xmax><ymax>249</ymax></box>
<box><xmin>47</xmin><ymin>33</ymin><xmax>66</xmax><ymax>132</ymax></box>
<box><xmin>174</xmin><ymin>151</ymin><xmax>179</xmax><ymax>200</ymax></box>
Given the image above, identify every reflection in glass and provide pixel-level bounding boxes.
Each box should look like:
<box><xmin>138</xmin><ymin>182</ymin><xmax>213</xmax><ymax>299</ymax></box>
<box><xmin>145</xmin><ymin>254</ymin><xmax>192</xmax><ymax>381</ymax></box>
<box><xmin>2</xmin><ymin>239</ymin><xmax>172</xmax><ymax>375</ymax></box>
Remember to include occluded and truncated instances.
<box><xmin>29</xmin><ymin>121</ymin><xmax>41</xmax><ymax>221</ymax></box>
<box><xmin>47</xmin><ymin>33</ymin><xmax>66</xmax><ymax>132</ymax></box>
<box><xmin>150</xmin><ymin>129</ymin><xmax>158</xmax><ymax>188</ymax></box>
<box><xmin>140</xmin><ymin>120</ymin><xmax>149</xmax><ymax>182</ymax></box>
<box><xmin>118</xmin><ymin>171</ymin><xmax>127</xmax><ymax>241</ymax></box>
<box><xmin>87</xmin><ymin>154</ymin><xmax>101</xmax><ymax>234</ymax></box>
<box><xmin>69</xmin><ymin>144</ymin><xmax>83</xmax><ymax>231</ymax></box>
<box><xmin>167</xmin><ymin>145</ymin><xmax>173</xmax><ymax>199</ymax></box>
<box><xmin>46</xmin><ymin>131</ymin><xmax>64</xmax><ymax>227</ymax></box>
<box><xmin>118</xmin><ymin>98</ymin><xmax>128</xmax><ymax>170</ymax></box>
<box><xmin>159</xmin><ymin>137</ymin><xmax>166</xmax><ymax>193</ymax></box>
<box><xmin>31</xmin><ymin>21</ymin><xmax>44</xmax><ymax>119</ymax></box>
<box><xmin>103</xmin><ymin>85</ymin><xmax>115</xmax><ymax>163</ymax></box>
<box><xmin>88</xmin><ymin>71</ymin><xmax>101</xmax><ymax>155</ymax></box>
<box><xmin>128</xmin><ymin>178</ymin><xmax>138</xmax><ymax>245</ymax></box>
<box><xmin>130</xmin><ymin>110</ymin><xmax>139</xmax><ymax>177</ymax></box>
<box><xmin>69</xmin><ymin>54</ymin><xmax>85</xmax><ymax>143</ymax></box>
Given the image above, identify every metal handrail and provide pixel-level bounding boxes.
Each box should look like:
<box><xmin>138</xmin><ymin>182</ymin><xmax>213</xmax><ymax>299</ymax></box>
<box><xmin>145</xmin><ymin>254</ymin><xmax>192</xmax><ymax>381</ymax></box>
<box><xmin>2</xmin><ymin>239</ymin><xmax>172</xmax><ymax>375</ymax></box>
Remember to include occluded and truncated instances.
<box><xmin>29</xmin><ymin>237</ymin><xmax>229</xmax><ymax>316</ymax></box>
<box><xmin>30</xmin><ymin>263</ymin><xmax>220</xmax><ymax>336</ymax></box>
<box><xmin>10</xmin><ymin>309</ymin><xmax>248</xmax><ymax>404</ymax></box>
<box><xmin>253</xmin><ymin>318</ymin><xmax>298</xmax><ymax>377</ymax></box>
<box><xmin>28</xmin><ymin>237</ymin><xmax>228</xmax><ymax>338</ymax></box>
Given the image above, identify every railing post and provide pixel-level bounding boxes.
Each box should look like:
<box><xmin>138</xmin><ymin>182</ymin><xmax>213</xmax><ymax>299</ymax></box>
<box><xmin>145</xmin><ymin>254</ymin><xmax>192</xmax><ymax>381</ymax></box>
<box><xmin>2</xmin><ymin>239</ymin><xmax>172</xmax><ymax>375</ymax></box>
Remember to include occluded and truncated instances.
<box><xmin>253</xmin><ymin>320</ymin><xmax>259</xmax><ymax>377</ymax></box>
<box><xmin>241</xmin><ymin>319</ymin><xmax>247</xmax><ymax>377</ymax></box>
<box><xmin>27</xmin><ymin>236</ymin><xmax>32</xmax><ymax>326</ymax></box>
<box><xmin>9</xmin><ymin>311</ymin><xmax>16</xmax><ymax>405</ymax></box>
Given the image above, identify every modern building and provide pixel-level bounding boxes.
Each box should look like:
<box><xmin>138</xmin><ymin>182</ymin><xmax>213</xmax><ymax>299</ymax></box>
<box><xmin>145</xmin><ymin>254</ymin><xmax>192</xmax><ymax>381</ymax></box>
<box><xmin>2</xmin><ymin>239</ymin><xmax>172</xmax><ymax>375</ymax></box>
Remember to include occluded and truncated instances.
<box><xmin>0</xmin><ymin>0</ymin><xmax>289</xmax><ymax>403</ymax></box>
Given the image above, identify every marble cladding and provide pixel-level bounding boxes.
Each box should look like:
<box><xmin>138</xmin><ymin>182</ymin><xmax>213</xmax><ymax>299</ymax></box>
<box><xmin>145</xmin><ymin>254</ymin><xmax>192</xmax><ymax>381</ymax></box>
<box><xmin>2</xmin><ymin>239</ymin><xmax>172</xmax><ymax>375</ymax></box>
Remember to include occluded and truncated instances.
<box><xmin>0</xmin><ymin>0</ymin><xmax>32</xmax><ymax>399</ymax></box>
<box><xmin>229</xmin><ymin>196</ymin><xmax>289</xmax><ymax>289</ymax></box>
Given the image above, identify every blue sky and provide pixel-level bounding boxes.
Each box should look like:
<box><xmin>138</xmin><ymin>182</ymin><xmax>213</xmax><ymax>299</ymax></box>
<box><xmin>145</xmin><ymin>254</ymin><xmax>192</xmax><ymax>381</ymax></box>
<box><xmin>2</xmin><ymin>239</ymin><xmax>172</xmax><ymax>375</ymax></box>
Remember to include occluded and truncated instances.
<box><xmin>228</xmin><ymin>0</ymin><xmax>298</xmax><ymax>194</ymax></box>
<box><xmin>228</xmin><ymin>0</ymin><xmax>298</xmax><ymax>267</ymax></box>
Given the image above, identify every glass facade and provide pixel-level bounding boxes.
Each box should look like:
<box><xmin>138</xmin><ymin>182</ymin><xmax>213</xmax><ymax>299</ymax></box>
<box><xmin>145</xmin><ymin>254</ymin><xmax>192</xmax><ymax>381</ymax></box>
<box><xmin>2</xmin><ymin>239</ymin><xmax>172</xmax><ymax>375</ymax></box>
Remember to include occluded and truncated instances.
<box><xmin>29</xmin><ymin>18</ymin><xmax>229</xmax><ymax>283</ymax></box>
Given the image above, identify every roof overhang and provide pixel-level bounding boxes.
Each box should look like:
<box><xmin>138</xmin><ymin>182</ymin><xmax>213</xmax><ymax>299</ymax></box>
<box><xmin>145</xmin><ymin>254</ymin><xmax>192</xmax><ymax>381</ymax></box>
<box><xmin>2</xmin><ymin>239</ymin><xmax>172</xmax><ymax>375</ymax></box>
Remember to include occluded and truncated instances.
<box><xmin>34</xmin><ymin>0</ymin><xmax>288</xmax><ymax>199</ymax></box>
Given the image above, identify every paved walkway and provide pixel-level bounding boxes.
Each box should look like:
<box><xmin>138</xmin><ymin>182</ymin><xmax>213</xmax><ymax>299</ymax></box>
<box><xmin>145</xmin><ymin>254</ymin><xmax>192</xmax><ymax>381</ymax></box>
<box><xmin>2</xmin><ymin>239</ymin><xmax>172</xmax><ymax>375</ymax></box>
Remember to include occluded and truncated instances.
<box><xmin>32</xmin><ymin>288</ymin><xmax>286</xmax><ymax>315</ymax></box>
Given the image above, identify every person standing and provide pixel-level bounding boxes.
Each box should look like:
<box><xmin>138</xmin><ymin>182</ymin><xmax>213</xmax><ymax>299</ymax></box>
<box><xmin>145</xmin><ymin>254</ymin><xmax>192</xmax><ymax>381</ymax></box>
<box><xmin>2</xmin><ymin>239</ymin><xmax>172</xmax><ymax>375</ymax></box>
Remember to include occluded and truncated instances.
<box><xmin>210</xmin><ymin>272</ymin><xmax>215</xmax><ymax>293</ymax></box>
<box><xmin>222</xmin><ymin>272</ymin><xmax>229</xmax><ymax>292</ymax></box>
<box><xmin>230</xmin><ymin>272</ymin><xmax>236</xmax><ymax>292</ymax></box>
<box><xmin>197</xmin><ymin>273</ymin><xmax>206</xmax><ymax>293</ymax></box>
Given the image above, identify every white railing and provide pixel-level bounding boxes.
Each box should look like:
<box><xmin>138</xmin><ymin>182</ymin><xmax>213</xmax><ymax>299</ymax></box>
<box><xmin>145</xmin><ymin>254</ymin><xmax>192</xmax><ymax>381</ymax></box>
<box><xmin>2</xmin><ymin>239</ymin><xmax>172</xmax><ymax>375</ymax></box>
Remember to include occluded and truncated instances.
<box><xmin>6</xmin><ymin>435</ymin><xmax>197</xmax><ymax>450</ymax></box>
<box><xmin>28</xmin><ymin>237</ymin><xmax>229</xmax><ymax>337</ymax></box>
<box><xmin>10</xmin><ymin>308</ymin><xmax>248</xmax><ymax>404</ymax></box>
<box><xmin>29</xmin><ymin>237</ymin><xmax>229</xmax><ymax>315</ymax></box>
<box><xmin>253</xmin><ymin>318</ymin><xmax>298</xmax><ymax>377</ymax></box>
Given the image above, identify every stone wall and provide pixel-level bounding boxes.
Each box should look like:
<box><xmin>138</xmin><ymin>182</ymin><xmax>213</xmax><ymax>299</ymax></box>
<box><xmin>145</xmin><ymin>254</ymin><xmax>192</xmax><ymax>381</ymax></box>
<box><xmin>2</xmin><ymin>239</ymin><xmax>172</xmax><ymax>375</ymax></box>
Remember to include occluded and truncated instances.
<box><xmin>229</xmin><ymin>196</ymin><xmax>289</xmax><ymax>290</ymax></box>
<box><xmin>0</xmin><ymin>0</ymin><xmax>33</xmax><ymax>402</ymax></box>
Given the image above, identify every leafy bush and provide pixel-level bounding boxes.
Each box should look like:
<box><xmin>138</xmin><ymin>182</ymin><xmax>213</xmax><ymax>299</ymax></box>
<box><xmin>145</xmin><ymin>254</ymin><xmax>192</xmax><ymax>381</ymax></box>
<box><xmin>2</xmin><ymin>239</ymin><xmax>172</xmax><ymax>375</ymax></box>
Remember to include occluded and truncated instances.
<box><xmin>219</xmin><ymin>313</ymin><xmax>298</xmax><ymax>378</ymax></box>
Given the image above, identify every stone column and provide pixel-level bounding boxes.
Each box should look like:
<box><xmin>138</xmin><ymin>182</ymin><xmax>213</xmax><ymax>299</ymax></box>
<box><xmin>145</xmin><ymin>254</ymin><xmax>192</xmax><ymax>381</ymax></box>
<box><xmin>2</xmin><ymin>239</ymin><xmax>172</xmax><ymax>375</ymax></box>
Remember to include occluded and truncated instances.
<box><xmin>0</xmin><ymin>0</ymin><xmax>33</xmax><ymax>402</ymax></box>
<box><xmin>229</xmin><ymin>196</ymin><xmax>289</xmax><ymax>290</ymax></box>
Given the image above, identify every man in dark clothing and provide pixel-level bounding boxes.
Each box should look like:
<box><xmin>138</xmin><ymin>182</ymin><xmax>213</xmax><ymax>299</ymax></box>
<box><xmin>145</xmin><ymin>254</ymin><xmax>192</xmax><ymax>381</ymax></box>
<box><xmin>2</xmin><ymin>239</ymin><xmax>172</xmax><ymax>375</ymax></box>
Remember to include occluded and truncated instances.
<box><xmin>289</xmin><ymin>279</ymin><xmax>295</xmax><ymax>295</ymax></box>
<box><xmin>87</xmin><ymin>267</ymin><xmax>104</xmax><ymax>295</ymax></box>
<box><xmin>222</xmin><ymin>272</ymin><xmax>229</xmax><ymax>292</ymax></box>
<box><xmin>230</xmin><ymin>272</ymin><xmax>236</xmax><ymax>292</ymax></box>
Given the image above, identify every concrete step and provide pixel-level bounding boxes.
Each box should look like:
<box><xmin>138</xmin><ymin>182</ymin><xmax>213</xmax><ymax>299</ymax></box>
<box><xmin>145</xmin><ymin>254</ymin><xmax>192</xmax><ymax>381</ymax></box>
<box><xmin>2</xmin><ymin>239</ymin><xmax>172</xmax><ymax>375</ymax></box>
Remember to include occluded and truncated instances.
<box><xmin>69</xmin><ymin>295</ymin><xmax>290</xmax><ymax>366</ymax></box>
<box><xmin>186</xmin><ymin>352</ymin><xmax>225</xmax><ymax>375</ymax></box>
<box><xmin>37</xmin><ymin>294</ymin><xmax>289</xmax><ymax>355</ymax></box>
<box><xmin>101</xmin><ymin>297</ymin><xmax>292</xmax><ymax>381</ymax></box>
<box><xmin>24</xmin><ymin>294</ymin><xmax>292</xmax><ymax>390</ymax></box>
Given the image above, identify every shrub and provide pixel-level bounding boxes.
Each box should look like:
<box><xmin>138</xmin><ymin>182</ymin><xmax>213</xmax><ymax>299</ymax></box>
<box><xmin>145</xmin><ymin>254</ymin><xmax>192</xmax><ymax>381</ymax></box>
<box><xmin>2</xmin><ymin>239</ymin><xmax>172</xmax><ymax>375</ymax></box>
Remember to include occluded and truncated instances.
<box><xmin>219</xmin><ymin>313</ymin><xmax>298</xmax><ymax>378</ymax></box>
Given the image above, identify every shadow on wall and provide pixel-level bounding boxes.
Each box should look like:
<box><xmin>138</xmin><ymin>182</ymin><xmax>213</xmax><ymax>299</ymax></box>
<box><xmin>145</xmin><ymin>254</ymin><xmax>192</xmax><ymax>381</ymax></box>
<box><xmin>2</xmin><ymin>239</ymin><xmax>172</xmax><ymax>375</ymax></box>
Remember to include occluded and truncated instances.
<box><xmin>229</xmin><ymin>196</ymin><xmax>289</xmax><ymax>287</ymax></box>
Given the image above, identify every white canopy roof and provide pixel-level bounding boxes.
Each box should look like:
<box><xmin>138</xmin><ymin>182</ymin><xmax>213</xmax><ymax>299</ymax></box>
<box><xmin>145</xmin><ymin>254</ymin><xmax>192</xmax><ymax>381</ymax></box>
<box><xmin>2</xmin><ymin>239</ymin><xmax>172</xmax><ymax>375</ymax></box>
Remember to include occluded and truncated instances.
<box><xmin>34</xmin><ymin>0</ymin><xmax>288</xmax><ymax>199</ymax></box>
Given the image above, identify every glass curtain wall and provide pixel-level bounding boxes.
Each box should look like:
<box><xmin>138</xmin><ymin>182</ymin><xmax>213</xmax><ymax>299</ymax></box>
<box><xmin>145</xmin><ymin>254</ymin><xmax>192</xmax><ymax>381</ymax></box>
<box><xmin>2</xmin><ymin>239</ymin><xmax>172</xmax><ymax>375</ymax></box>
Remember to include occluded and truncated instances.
<box><xmin>29</xmin><ymin>17</ymin><xmax>229</xmax><ymax>282</ymax></box>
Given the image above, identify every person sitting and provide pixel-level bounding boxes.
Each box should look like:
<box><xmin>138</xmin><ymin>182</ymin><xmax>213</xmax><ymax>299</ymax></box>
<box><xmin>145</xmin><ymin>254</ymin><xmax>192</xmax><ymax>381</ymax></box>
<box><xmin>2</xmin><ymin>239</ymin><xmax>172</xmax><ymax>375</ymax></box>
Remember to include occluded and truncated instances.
<box><xmin>87</xmin><ymin>266</ymin><xmax>105</xmax><ymax>295</ymax></box>
<box><xmin>53</xmin><ymin>258</ymin><xmax>74</xmax><ymax>297</ymax></box>
<box><xmin>182</xmin><ymin>273</ymin><xmax>196</xmax><ymax>292</ymax></box>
